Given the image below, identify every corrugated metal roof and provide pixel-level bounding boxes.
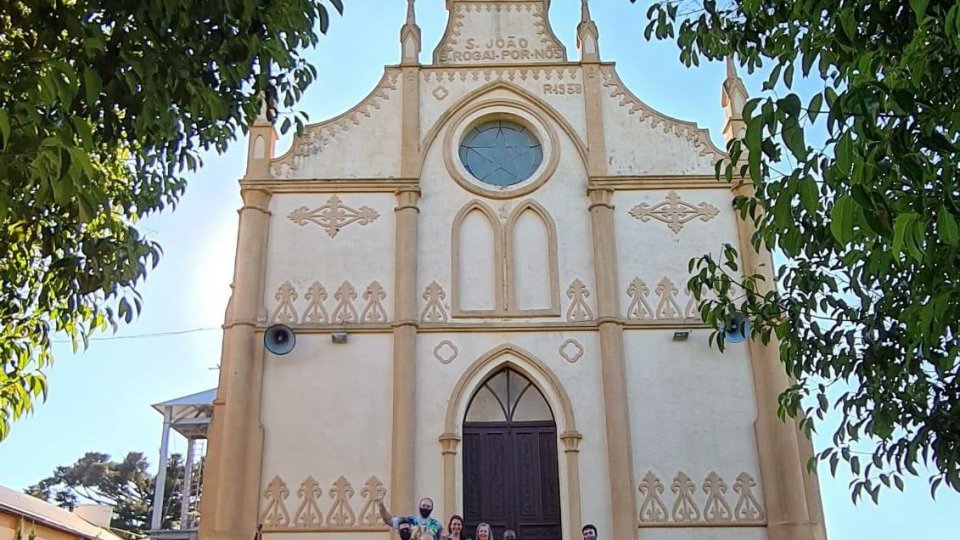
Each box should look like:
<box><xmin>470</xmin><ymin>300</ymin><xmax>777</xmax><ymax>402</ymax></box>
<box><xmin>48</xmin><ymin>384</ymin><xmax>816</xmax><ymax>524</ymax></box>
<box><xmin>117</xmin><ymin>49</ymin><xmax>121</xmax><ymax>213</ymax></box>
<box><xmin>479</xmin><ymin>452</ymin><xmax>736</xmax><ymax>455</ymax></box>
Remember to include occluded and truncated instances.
<box><xmin>0</xmin><ymin>485</ymin><xmax>125</xmax><ymax>540</ymax></box>
<box><xmin>150</xmin><ymin>389</ymin><xmax>216</xmax><ymax>411</ymax></box>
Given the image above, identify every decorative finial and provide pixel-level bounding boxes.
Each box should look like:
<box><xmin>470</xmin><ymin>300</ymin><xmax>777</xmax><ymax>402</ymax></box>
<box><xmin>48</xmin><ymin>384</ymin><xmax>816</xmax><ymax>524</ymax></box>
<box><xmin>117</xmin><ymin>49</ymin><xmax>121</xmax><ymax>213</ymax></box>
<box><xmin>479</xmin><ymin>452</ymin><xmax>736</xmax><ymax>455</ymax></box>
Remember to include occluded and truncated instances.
<box><xmin>406</xmin><ymin>0</ymin><xmax>416</xmax><ymax>26</ymax></box>
<box><xmin>577</xmin><ymin>0</ymin><xmax>600</xmax><ymax>61</ymax></box>
<box><xmin>255</xmin><ymin>92</ymin><xmax>271</xmax><ymax>125</ymax></box>
<box><xmin>400</xmin><ymin>0</ymin><xmax>421</xmax><ymax>64</ymax></box>
<box><xmin>721</xmin><ymin>54</ymin><xmax>749</xmax><ymax>143</ymax></box>
<box><xmin>725</xmin><ymin>55</ymin><xmax>737</xmax><ymax>80</ymax></box>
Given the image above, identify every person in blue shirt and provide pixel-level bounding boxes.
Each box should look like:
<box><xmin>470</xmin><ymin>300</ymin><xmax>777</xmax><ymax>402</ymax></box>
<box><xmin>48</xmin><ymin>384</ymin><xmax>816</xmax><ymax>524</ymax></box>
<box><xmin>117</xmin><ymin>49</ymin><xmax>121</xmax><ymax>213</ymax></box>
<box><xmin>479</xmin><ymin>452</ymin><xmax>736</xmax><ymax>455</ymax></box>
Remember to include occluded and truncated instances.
<box><xmin>376</xmin><ymin>493</ymin><xmax>443</xmax><ymax>540</ymax></box>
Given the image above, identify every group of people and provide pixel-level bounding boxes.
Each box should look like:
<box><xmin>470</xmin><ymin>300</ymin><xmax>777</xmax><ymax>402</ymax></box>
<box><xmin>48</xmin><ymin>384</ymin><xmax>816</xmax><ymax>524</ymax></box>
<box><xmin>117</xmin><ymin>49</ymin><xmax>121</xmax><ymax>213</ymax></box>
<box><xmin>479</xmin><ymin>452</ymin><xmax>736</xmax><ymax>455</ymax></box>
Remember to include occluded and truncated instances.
<box><xmin>375</xmin><ymin>495</ymin><xmax>599</xmax><ymax>540</ymax></box>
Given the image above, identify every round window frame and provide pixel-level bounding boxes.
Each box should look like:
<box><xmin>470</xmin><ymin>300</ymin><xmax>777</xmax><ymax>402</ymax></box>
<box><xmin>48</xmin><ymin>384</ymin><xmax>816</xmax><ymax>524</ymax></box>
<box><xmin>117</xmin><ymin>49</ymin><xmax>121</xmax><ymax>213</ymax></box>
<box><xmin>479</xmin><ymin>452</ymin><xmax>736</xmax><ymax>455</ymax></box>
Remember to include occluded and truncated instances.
<box><xmin>443</xmin><ymin>100</ymin><xmax>559</xmax><ymax>199</ymax></box>
<box><xmin>457</xmin><ymin>120</ymin><xmax>544</xmax><ymax>188</ymax></box>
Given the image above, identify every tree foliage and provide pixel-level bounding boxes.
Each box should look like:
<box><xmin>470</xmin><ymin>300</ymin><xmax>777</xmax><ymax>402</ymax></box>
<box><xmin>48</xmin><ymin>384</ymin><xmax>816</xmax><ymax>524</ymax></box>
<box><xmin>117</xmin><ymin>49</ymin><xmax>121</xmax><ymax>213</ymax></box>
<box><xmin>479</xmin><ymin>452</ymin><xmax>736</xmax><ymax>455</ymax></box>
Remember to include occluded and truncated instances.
<box><xmin>639</xmin><ymin>0</ymin><xmax>960</xmax><ymax>501</ymax></box>
<box><xmin>0</xmin><ymin>0</ymin><xmax>343</xmax><ymax>440</ymax></box>
<box><xmin>27</xmin><ymin>451</ymin><xmax>188</xmax><ymax>537</ymax></box>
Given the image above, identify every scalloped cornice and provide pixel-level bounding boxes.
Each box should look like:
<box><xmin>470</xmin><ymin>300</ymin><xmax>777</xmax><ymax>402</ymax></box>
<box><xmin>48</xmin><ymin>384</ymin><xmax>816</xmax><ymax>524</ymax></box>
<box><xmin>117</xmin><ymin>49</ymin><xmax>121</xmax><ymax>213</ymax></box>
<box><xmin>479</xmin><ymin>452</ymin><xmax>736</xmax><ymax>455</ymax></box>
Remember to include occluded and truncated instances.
<box><xmin>599</xmin><ymin>65</ymin><xmax>725</xmax><ymax>161</ymax></box>
<box><xmin>270</xmin><ymin>69</ymin><xmax>401</xmax><ymax>179</ymax></box>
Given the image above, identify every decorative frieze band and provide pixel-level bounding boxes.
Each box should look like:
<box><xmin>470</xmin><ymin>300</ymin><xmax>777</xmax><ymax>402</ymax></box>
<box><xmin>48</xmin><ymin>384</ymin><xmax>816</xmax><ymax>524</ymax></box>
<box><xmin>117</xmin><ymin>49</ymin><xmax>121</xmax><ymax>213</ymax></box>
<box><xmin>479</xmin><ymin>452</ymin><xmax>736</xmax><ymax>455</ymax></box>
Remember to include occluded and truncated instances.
<box><xmin>626</xmin><ymin>277</ymin><xmax>702</xmax><ymax>322</ymax></box>
<box><xmin>422</xmin><ymin>65</ymin><xmax>580</xmax><ymax>84</ymax></box>
<box><xmin>638</xmin><ymin>471</ymin><xmax>765</xmax><ymax>527</ymax></box>
<box><xmin>269</xmin><ymin>280</ymin><xmax>389</xmax><ymax>325</ymax></box>
<box><xmin>267</xmin><ymin>277</ymin><xmax>709</xmax><ymax>328</ymax></box>
<box><xmin>260</xmin><ymin>475</ymin><xmax>388</xmax><ymax>531</ymax></box>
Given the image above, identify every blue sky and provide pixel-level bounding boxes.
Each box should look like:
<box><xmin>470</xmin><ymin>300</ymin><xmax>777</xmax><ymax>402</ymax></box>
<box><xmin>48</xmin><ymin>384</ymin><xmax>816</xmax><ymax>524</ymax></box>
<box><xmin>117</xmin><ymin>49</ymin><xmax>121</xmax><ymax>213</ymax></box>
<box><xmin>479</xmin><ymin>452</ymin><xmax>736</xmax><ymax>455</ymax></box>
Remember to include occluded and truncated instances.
<box><xmin>0</xmin><ymin>1</ymin><xmax>957</xmax><ymax>537</ymax></box>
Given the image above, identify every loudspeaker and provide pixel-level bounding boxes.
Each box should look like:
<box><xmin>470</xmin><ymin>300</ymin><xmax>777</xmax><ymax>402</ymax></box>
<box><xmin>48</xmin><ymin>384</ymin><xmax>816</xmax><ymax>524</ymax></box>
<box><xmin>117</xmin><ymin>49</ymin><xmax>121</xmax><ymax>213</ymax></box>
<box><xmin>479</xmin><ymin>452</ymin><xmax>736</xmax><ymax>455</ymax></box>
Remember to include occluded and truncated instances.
<box><xmin>264</xmin><ymin>324</ymin><xmax>296</xmax><ymax>355</ymax></box>
<box><xmin>723</xmin><ymin>313</ymin><xmax>751</xmax><ymax>344</ymax></box>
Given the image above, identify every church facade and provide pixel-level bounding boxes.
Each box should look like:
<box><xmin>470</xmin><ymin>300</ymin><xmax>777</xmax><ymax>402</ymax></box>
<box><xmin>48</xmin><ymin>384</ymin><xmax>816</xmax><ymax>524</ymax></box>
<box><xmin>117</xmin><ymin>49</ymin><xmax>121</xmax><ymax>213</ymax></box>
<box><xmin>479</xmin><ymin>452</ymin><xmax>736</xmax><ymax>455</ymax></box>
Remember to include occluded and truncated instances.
<box><xmin>197</xmin><ymin>2</ymin><xmax>827</xmax><ymax>540</ymax></box>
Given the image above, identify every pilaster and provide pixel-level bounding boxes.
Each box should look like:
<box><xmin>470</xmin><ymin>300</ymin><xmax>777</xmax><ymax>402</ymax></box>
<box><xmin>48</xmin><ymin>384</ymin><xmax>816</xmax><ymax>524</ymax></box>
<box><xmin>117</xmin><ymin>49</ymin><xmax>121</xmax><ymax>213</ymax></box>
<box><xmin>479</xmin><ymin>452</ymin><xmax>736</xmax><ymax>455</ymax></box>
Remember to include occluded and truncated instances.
<box><xmin>560</xmin><ymin>431</ymin><xmax>584</xmax><ymax>540</ymax></box>
<box><xmin>391</xmin><ymin>188</ymin><xmax>421</xmax><ymax>514</ymax></box>
<box><xmin>587</xmin><ymin>187</ymin><xmax>636</xmax><ymax>540</ymax></box>
<box><xmin>733</xmin><ymin>182</ymin><xmax>826</xmax><ymax>540</ymax></box>
<box><xmin>198</xmin><ymin>187</ymin><xmax>272</xmax><ymax>540</ymax></box>
<box><xmin>724</xmin><ymin>59</ymin><xmax>826</xmax><ymax>540</ymax></box>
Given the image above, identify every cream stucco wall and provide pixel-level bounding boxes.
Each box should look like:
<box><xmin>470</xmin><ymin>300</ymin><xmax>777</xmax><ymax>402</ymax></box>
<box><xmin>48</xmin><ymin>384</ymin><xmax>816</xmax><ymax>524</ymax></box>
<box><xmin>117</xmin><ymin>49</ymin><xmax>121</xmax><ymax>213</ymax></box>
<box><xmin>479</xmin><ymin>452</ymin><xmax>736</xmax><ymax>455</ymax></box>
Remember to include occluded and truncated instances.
<box><xmin>625</xmin><ymin>330</ymin><xmax>765</xmax><ymax>522</ymax></box>
<box><xmin>271</xmin><ymin>71</ymin><xmax>404</xmax><ymax>180</ymax></box>
<box><xmin>259</xmin><ymin>333</ymin><xmax>394</xmax><ymax>525</ymax></box>
<box><xmin>614</xmin><ymin>189</ymin><xmax>738</xmax><ymax>320</ymax></box>
<box><xmin>599</xmin><ymin>67</ymin><xmax>722</xmax><ymax>177</ymax></box>
<box><xmin>640</xmin><ymin>530</ymin><xmax>768</xmax><ymax>540</ymax></box>
<box><xmin>263</xmin><ymin>193</ymin><xmax>397</xmax><ymax>325</ymax></box>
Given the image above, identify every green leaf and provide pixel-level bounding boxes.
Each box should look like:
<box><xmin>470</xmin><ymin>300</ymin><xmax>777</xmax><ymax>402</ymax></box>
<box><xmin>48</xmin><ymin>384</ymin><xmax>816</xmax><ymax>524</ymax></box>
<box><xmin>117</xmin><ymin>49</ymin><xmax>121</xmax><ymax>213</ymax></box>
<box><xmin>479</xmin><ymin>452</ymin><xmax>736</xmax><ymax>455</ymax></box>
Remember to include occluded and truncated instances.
<box><xmin>836</xmin><ymin>133</ymin><xmax>854</xmax><ymax>172</ymax></box>
<box><xmin>780</xmin><ymin>94</ymin><xmax>802</xmax><ymax>119</ymax></box>
<box><xmin>808</xmin><ymin>93</ymin><xmax>824</xmax><ymax>122</ymax></box>
<box><xmin>0</xmin><ymin>108</ymin><xmax>9</xmax><ymax>149</ymax></box>
<box><xmin>799</xmin><ymin>176</ymin><xmax>818</xmax><ymax>213</ymax></box>
<box><xmin>319</xmin><ymin>7</ymin><xmax>330</xmax><ymax>33</ymax></box>
<box><xmin>830</xmin><ymin>196</ymin><xmax>857</xmax><ymax>244</ymax></box>
<box><xmin>909</xmin><ymin>0</ymin><xmax>929</xmax><ymax>22</ymax></box>
<box><xmin>892</xmin><ymin>212</ymin><xmax>919</xmax><ymax>257</ymax></box>
<box><xmin>782</xmin><ymin>119</ymin><xmax>807</xmax><ymax>160</ymax></box>
<box><xmin>83</xmin><ymin>67</ymin><xmax>101</xmax><ymax>108</ymax></box>
<box><xmin>939</xmin><ymin>211</ymin><xmax>959</xmax><ymax>246</ymax></box>
<box><xmin>840</xmin><ymin>9</ymin><xmax>857</xmax><ymax>41</ymax></box>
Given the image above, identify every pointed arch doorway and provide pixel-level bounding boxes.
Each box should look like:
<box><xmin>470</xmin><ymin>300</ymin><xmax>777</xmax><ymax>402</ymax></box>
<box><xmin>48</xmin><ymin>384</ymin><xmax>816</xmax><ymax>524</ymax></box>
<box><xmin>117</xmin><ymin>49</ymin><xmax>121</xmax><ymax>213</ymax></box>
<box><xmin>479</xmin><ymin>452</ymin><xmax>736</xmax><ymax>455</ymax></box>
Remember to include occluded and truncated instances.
<box><xmin>462</xmin><ymin>368</ymin><xmax>562</xmax><ymax>540</ymax></box>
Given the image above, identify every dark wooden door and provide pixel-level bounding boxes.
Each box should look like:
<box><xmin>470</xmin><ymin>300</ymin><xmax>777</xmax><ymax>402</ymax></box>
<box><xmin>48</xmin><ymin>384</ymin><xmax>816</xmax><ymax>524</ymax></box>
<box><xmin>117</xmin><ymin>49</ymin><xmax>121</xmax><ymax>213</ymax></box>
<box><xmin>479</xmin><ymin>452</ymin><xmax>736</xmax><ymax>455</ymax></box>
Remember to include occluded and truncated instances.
<box><xmin>462</xmin><ymin>369</ymin><xmax>561</xmax><ymax>540</ymax></box>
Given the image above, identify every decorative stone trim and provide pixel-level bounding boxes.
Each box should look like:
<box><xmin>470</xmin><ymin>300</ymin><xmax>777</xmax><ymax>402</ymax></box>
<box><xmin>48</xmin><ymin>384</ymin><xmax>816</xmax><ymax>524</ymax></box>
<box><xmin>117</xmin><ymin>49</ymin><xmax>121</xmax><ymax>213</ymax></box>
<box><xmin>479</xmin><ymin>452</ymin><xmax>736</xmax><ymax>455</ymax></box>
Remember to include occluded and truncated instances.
<box><xmin>421</xmin><ymin>281</ymin><xmax>451</xmax><ymax>323</ymax></box>
<box><xmin>625</xmin><ymin>276</ymin><xmax>704</xmax><ymax>322</ymax></box>
<box><xmin>433</xmin><ymin>340</ymin><xmax>460</xmax><ymax>365</ymax></box>
<box><xmin>565</xmin><ymin>279</ymin><xmax>595</xmax><ymax>322</ymax></box>
<box><xmin>332</xmin><ymin>282</ymin><xmax>360</xmax><ymax>324</ymax></box>
<box><xmin>628</xmin><ymin>191</ymin><xmax>719</xmax><ymax>235</ymax></box>
<box><xmin>360</xmin><ymin>281</ymin><xmax>388</xmax><ymax>323</ymax></box>
<box><xmin>433</xmin><ymin>1</ymin><xmax>567</xmax><ymax>65</ymax></box>
<box><xmin>637</xmin><ymin>471</ymin><xmax>765</xmax><ymax>528</ymax></box>
<box><xmin>422</xmin><ymin>65</ymin><xmax>580</xmax><ymax>84</ymax></box>
<box><xmin>269</xmin><ymin>280</ymin><xmax>389</xmax><ymax>325</ymax></box>
<box><xmin>260</xmin><ymin>475</ymin><xmax>388</xmax><ymax>531</ymax></box>
<box><xmin>559</xmin><ymin>430</ymin><xmax>583</xmax><ymax>453</ymax></box>
<box><xmin>559</xmin><ymin>339</ymin><xmax>584</xmax><ymax>363</ymax></box>
<box><xmin>288</xmin><ymin>195</ymin><xmax>381</xmax><ymax>238</ymax></box>
<box><xmin>271</xmin><ymin>282</ymin><xmax>299</xmax><ymax>324</ymax></box>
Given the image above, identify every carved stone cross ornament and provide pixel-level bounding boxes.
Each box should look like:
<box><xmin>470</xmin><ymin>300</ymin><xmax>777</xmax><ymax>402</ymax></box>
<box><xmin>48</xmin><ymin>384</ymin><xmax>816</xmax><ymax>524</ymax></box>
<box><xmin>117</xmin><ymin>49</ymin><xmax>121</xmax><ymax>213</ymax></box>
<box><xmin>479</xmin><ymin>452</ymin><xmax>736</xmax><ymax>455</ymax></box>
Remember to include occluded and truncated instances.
<box><xmin>629</xmin><ymin>191</ymin><xmax>719</xmax><ymax>234</ymax></box>
<box><xmin>288</xmin><ymin>195</ymin><xmax>380</xmax><ymax>238</ymax></box>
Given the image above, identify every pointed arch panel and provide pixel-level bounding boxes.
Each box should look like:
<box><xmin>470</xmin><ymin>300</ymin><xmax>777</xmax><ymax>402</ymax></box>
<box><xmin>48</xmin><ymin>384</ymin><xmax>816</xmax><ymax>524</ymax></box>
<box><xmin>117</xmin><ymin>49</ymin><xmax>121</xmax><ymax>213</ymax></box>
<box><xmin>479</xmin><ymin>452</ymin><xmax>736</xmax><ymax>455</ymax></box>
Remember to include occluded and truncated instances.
<box><xmin>507</xmin><ymin>201</ymin><xmax>559</xmax><ymax>315</ymax></box>
<box><xmin>452</xmin><ymin>201</ymin><xmax>503</xmax><ymax>315</ymax></box>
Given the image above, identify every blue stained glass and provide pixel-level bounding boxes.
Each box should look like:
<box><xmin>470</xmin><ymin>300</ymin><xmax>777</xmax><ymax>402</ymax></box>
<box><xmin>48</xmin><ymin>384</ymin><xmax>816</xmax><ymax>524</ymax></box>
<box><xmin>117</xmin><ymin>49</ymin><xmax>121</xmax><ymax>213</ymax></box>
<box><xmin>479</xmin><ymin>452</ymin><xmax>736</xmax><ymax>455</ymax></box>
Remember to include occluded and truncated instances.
<box><xmin>458</xmin><ymin>120</ymin><xmax>543</xmax><ymax>186</ymax></box>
